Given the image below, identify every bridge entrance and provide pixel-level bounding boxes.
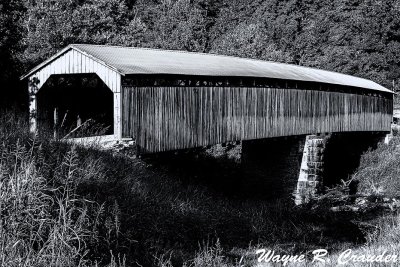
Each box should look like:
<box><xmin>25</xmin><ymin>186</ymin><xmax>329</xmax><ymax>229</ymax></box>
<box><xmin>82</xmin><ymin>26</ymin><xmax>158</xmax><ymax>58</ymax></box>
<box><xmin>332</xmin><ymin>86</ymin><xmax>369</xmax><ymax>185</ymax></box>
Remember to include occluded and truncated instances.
<box><xmin>36</xmin><ymin>74</ymin><xmax>114</xmax><ymax>139</ymax></box>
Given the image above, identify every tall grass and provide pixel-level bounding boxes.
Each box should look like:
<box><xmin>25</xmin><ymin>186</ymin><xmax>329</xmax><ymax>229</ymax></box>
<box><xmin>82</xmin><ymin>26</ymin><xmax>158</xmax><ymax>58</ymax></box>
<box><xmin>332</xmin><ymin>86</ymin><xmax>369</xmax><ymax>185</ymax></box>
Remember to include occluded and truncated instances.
<box><xmin>0</xmin><ymin>113</ymin><xmax>124</xmax><ymax>267</ymax></box>
<box><xmin>2</xmin><ymin>111</ymin><xmax>400</xmax><ymax>267</ymax></box>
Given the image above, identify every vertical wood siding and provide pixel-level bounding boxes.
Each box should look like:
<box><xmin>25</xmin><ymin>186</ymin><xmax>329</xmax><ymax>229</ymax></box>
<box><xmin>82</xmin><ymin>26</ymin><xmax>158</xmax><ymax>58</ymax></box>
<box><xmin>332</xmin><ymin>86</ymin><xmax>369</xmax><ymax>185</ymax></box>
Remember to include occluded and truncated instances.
<box><xmin>122</xmin><ymin>86</ymin><xmax>393</xmax><ymax>154</ymax></box>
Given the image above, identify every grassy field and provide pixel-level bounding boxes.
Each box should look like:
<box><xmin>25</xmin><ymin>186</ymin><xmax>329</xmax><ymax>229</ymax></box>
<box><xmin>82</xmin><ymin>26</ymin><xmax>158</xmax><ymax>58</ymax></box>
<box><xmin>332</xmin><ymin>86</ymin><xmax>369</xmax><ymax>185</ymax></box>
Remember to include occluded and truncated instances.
<box><xmin>1</xmin><ymin>112</ymin><xmax>400</xmax><ymax>267</ymax></box>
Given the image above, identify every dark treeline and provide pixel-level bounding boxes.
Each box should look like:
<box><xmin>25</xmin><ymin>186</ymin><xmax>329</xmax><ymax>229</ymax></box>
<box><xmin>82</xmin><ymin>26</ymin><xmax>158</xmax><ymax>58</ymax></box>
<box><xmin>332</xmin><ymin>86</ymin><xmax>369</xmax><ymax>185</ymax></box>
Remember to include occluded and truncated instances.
<box><xmin>2</xmin><ymin>0</ymin><xmax>400</xmax><ymax>108</ymax></box>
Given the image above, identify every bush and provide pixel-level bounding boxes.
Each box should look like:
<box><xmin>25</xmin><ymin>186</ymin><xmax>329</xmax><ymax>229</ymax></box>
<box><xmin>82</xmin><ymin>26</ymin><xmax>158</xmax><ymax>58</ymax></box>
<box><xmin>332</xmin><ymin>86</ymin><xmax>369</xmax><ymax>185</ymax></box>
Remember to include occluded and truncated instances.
<box><xmin>354</xmin><ymin>137</ymin><xmax>400</xmax><ymax>196</ymax></box>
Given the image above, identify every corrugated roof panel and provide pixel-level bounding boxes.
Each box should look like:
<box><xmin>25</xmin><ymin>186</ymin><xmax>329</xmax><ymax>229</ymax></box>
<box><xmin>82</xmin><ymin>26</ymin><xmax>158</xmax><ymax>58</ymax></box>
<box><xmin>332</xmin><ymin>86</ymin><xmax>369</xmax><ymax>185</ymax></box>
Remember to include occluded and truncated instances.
<box><xmin>23</xmin><ymin>44</ymin><xmax>392</xmax><ymax>93</ymax></box>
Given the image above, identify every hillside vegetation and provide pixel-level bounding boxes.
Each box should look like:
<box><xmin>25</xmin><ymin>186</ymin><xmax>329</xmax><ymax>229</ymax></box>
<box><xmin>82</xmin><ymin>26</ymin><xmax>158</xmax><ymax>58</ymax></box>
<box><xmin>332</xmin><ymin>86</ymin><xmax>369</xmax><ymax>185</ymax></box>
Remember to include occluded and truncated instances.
<box><xmin>2</xmin><ymin>0</ymin><xmax>400</xmax><ymax>107</ymax></box>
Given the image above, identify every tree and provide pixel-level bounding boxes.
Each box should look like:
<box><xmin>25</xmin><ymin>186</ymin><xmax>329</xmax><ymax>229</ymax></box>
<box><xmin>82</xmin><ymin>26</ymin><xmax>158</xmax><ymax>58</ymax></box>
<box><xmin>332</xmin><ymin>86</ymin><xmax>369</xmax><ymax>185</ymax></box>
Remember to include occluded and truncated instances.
<box><xmin>0</xmin><ymin>0</ymin><xmax>26</xmax><ymax>108</ymax></box>
<box><xmin>22</xmin><ymin>0</ymin><xmax>76</xmax><ymax>67</ymax></box>
<box><xmin>8</xmin><ymin>0</ymin><xmax>400</xmax><ymax>102</ymax></box>
<box><xmin>71</xmin><ymin>0</ymin><xmax>146</xmax><ymax>46</ymax></box>
<box><xmin>148</xmin><ymin>0</ymin><xmax>208</xmax><ymax>52</ymax></box>
<box><xmin>211</xmin><ymin>22</ymin><xmax>293</xmax><ymax>62</ymax></box>
<box><xmin>22</xmin><ymin>0</ymin><xmax>147</xmax><ymax>67</ymax></box>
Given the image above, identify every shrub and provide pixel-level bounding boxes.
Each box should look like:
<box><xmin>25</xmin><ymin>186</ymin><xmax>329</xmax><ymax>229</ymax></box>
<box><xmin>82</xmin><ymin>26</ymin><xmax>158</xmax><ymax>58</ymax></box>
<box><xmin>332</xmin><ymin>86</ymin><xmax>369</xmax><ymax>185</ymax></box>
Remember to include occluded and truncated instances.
<box><xmin>354</xmin><ymin>137</ymin><xmax>400</xmax><ymax>196</ymax></box>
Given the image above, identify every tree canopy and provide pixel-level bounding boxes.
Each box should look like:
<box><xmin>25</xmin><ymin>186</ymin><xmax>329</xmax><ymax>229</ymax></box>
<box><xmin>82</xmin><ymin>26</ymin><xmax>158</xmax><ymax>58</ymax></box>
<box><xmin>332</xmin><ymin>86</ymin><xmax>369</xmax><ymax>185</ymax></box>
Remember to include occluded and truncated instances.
<box><xmin>2</xmin><ymin>0</ymin><xmax>400</xmax><ymax>107</ymax></box>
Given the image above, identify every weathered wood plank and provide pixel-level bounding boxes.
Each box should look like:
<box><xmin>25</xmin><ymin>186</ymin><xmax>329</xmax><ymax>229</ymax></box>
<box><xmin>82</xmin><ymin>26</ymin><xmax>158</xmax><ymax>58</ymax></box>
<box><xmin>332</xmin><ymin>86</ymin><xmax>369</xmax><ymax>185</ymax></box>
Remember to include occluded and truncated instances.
<box><xmin>122</xmin><ymin>86</ymin><xmax>393</xmax><ymax>154</ymax></box>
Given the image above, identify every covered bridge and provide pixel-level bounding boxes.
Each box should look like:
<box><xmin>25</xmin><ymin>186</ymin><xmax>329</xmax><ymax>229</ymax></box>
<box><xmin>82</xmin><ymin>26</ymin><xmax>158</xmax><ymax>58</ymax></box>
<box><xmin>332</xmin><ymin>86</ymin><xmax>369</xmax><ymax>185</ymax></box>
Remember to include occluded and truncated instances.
<box><xmin>22</xmin><ymin>44</ymin><xmax>394</xmax><ymax>154</ymax></box>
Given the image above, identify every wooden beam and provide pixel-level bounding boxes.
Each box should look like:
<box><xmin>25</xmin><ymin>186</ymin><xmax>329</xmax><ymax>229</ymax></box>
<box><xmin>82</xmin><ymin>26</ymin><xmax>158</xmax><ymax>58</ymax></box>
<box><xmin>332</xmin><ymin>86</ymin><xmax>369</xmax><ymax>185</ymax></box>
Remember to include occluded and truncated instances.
<box><xmin>53</xmin><ymin>107</ymin><xmax>58</xmax><ymax>139</ymax></box>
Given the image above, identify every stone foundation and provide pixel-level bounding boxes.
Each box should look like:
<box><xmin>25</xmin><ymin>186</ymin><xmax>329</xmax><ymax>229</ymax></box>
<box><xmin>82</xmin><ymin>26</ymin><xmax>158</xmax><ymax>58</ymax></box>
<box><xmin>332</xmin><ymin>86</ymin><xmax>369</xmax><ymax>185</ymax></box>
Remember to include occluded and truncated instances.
<box><xmin>240</xmin><ymin>132</ymin><xmax>387</xmax><ymax>203</ymax></box>
<box><xmin>295</xmin><ymin>134</ymin><xmax>329</xmax><ymax>205</ymax></box>
<box><xmin>295</xmin><ymin>132</ymin><xmax>388</xmax><ymax>204</ymax></box>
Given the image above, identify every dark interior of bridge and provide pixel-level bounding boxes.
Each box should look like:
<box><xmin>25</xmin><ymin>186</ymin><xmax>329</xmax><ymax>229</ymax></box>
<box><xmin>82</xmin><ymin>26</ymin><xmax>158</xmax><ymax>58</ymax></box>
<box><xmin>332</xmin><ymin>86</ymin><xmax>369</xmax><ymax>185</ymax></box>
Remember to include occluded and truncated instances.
<box><xmin>36</xmin><ymin>74</ymin><xmax>113</xmax><ymax>138</ymax></box>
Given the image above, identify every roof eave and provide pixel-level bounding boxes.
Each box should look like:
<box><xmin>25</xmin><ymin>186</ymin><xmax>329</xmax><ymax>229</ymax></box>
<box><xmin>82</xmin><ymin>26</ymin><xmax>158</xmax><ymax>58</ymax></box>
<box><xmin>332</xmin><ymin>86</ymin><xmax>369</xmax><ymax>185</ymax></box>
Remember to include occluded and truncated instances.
<box><xmin>20</xmin><ymin>44</ymin><xmax>124</xmax><ymax>80</ymax></box>
<box><xmin>20</xmin><ymin>45</ymin><xmax>73</xmax><ymax>80</ymax></box>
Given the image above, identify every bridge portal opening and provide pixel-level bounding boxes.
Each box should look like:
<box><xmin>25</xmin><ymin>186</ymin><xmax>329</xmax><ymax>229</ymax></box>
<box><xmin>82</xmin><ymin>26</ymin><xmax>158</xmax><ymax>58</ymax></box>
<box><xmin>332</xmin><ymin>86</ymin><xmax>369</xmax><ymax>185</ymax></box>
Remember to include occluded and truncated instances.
<box><xmin>36</xmin><ymin>74</ymin><xmax>114</xmax><ymax>138</ymax></box>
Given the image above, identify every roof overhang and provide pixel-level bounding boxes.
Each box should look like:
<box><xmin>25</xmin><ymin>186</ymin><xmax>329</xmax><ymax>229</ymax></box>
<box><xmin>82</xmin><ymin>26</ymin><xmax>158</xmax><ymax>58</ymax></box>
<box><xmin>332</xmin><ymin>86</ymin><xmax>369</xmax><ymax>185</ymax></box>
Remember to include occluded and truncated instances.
<box><xmin>20</xmin><ymin>44</ymin><xmax>394</xmax><ymax>94</ymax></box>
<box><xmin>20</xmin><ymin>45</ymin><xmax>123</xmax><ymax>80</ymax></box>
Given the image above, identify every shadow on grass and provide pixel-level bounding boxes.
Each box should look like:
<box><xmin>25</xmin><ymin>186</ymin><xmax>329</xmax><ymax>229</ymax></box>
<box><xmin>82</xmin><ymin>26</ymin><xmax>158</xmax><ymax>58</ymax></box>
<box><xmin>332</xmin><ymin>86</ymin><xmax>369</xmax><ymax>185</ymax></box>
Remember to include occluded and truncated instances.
<box><xmin>73</xmin><ymin>146</ymin><xmax>375</xmax><ymax>266</ymax></box>
<box><xmin>0</xmin><ymin>109</ymin><xmax>384</xmax><ymax>266</ymax></box>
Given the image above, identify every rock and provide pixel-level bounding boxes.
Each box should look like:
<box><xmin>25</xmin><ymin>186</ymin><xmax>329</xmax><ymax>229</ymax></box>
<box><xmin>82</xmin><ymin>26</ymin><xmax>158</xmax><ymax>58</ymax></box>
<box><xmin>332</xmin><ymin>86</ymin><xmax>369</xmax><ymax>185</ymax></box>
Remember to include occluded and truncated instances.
<box><xmin>355</xmin><ymin>198</ymin><xmax>367</xmax><ymax>205</ymax></box>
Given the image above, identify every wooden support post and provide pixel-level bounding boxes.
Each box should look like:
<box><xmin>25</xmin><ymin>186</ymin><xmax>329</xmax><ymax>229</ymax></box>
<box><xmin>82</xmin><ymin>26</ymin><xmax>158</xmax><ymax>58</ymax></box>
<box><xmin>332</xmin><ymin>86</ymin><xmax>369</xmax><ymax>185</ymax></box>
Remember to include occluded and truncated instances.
<box><xmin>113</xmin><ymin>75</ymin><xmax>122</xmax><ymax>140</ymax></box>
<box><xmin>29</xmin><ymin>78</ymin><xmax>38</xmax><ymax>134</ymax></box>
<box><xmin>53</xmin><ymin>107</ymin><xmax>58</xmax><ymax>139</ymax></box>
<box><xmin>114</xmin><ymin>91</ymin><xmax>122</xmax><ymax>140</ymax></box>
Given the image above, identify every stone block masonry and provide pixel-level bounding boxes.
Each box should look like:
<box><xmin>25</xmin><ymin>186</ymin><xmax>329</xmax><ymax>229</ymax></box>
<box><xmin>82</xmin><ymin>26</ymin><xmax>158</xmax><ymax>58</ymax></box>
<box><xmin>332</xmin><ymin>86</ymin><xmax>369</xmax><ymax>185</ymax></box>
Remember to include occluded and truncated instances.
<box><xmin>295</xmin><ymin>132</ymin><xmax>387</xmax><ymax>204</ymax></box>
<box><xmin>240</xmin><ymin>132</ymin><xmax>387</xmax><ymax>203</ymax></box>
<box><xmin>295</xmin><ymin>134</ymin><xmax>329</xmax><ymax>205</ymax></box>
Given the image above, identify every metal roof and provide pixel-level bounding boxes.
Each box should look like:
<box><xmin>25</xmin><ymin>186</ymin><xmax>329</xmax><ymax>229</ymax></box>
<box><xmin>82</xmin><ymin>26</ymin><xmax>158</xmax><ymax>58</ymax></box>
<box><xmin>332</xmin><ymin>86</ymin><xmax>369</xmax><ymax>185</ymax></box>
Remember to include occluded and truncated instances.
<box><xmin>22</xmin><ymin>44</ymin><xmax>392</xmax><ymax>93</ymax></box>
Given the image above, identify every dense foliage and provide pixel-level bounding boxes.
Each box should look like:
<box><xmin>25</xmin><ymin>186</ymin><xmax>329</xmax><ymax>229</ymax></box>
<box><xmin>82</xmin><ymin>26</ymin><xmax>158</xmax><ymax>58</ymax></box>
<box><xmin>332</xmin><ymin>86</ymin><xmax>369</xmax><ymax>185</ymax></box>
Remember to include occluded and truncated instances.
<box><xmin>0</xmin><ymin>0</ymin><xmax>26</xmax><ymax>107</ymax></box>
<box><xmin>1</xmin><ymin>2</ymin><xmax>400</xmax><ymax>265</ymax></box>
<box><xmin>1</xmin><ymin>0</ymin><xmax>400</xmax><ymax>108</ymax></box>
<box><xmin>355</xmin><ymin>137</ymin><xmax>400</xmax><ymax>196</ymax></box>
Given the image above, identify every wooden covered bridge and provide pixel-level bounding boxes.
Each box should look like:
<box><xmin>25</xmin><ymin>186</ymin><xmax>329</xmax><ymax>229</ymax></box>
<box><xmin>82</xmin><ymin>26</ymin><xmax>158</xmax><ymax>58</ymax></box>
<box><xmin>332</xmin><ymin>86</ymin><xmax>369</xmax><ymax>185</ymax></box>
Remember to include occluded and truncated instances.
<box><xmin>22</xmin><ymin>44</ymin><xmax>394</xmax><ymax>154</ymax></box>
